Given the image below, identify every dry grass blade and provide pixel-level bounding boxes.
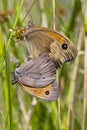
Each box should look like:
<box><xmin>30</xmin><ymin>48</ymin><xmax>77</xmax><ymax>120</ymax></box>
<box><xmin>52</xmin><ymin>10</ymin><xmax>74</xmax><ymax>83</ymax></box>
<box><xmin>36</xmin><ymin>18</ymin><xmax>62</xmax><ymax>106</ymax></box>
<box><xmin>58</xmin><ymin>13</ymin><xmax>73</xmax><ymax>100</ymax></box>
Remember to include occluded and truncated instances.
<box><xmin>67</xmin><ymin>24</ymin><xmax>83</xmax><ymax>130</ymax></box>
<box><xmin>39</xmin><ymin>0</ymin><xmax>48</xmax><ymax>27</ymax></box>
<box><xmin>52</xmin><ymin>0</ymin><xmax>61</xmax><ymax>130</ymax></box>
<box><xmin>82</xmin><ymin>4</ymin><xmax>87</xmax><ymax>130</ymax></box>
<box><xmin>82</xmin><ymin>35</ymin><xmax>87</xmax><ymax>130</ymax></box>
<box><xmin>18</xmin><ymin>89</ymin><xmax>37</xmax><ymax>130</ymax></box>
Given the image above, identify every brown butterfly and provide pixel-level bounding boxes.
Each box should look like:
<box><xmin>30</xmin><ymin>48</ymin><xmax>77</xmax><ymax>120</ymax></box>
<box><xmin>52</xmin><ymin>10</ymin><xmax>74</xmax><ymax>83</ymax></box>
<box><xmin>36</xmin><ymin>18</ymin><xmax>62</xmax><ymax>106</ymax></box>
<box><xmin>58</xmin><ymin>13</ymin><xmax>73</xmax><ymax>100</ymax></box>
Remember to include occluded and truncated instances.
<box><xmin>11</xmin><ymin>54</ymin><xmax>60</xmax><ymax>101</ymax></box>
<box><xmin>14</xmin><ymin>22</ymin><xmax>78</xmax><ymax>68</ymax></box>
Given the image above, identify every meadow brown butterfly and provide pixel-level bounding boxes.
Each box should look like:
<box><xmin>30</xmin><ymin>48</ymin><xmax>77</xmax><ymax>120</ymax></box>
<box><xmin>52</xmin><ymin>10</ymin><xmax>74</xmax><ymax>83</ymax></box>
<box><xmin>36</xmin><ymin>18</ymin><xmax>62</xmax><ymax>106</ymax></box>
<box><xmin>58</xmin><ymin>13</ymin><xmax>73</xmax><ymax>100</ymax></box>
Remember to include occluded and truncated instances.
<box><xmin>11</xmin><ymin>54</ymin><xmax>59</xmax><ymax>101</ymax></box>
<box><xmin>14</xmin><ymin>22</ymin><xmax>78</xmax><ymax>68</ymax></box>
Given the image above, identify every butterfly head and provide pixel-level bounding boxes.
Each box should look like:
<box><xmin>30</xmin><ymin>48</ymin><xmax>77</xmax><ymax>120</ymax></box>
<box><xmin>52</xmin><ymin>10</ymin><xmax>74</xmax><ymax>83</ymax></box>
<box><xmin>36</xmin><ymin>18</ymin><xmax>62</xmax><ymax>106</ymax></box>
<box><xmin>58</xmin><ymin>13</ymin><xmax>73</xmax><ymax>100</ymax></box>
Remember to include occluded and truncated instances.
<box><xmin>11</xmin><ymin>71</ymin><xmax>18</xmax><ymax>85</ymax></box>
<box><xmin>10</xmin><ymin>27</ymin><xmax>25</xmax><ymax>41</ymax></box>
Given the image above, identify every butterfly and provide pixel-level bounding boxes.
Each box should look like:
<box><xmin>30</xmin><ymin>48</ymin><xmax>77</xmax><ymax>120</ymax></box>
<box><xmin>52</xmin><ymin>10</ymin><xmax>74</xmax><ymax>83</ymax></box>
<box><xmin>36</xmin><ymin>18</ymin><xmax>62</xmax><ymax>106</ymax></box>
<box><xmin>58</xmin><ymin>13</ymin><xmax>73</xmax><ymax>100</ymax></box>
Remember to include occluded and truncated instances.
<box><xmin>14</xmin><ymin>21</ymin><xmax>78</xmax><ymax>68</ymax></box>
<box><xmin>11</xmin><ymin>54</ymin><xmax>60</xmax><ymax>101</ymax></box>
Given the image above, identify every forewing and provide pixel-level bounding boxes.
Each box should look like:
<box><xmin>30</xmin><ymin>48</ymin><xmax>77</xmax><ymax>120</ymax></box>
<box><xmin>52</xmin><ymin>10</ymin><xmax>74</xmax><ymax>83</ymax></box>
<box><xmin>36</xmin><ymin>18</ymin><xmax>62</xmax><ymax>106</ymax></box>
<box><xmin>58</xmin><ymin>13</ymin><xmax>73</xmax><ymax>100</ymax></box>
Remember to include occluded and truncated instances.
<box><xmin>24</xmin><ymin>30</ymin><xmax>54</xmax><ymax>57</ymax></box>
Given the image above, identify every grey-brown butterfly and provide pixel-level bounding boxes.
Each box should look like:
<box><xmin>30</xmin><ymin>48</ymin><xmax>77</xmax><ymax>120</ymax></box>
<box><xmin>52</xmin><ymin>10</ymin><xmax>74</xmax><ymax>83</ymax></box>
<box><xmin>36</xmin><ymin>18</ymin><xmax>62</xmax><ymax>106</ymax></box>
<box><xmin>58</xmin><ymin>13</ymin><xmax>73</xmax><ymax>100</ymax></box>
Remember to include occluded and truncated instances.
<box><xmin>11</xmin><ymin>54</ymin><xmax>60</xmax><ymax>101</ymax></box>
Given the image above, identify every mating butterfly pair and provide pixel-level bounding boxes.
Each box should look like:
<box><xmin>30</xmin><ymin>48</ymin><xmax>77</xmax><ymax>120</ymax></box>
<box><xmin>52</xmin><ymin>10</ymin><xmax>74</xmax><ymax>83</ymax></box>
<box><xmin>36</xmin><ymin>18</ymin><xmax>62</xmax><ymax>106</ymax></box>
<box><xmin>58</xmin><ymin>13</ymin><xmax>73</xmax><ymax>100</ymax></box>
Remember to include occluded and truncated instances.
<box><xmin>12</xmin><ymin>22</ymin><xmax>77</xmax><ymax>101</ymax></box>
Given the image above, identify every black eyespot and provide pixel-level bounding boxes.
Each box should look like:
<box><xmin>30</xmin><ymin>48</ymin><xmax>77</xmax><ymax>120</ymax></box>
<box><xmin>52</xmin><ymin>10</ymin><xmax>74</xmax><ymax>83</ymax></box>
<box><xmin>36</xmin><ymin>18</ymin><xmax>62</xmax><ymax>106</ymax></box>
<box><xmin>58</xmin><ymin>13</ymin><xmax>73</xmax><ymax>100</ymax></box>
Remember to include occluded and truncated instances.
<box><xmin>62</xmin><ymin>43</ymin><xmax>68</xmax><ymax>50</ymax></box>
<box><xmin>45</xmin><ymin>90</ymin><xmax>50</xmax><ymax>95</ymax></box>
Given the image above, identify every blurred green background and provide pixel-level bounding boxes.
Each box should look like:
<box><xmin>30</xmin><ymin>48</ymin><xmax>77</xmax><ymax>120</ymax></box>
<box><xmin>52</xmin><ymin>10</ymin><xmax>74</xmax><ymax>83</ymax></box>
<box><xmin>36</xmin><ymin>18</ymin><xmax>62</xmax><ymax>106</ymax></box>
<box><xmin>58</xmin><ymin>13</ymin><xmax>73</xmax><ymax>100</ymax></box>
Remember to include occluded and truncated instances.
<box><xmin>0</xmin><ymin>0</ymin><xmax>86</xmax><ymax>130</ymax></box>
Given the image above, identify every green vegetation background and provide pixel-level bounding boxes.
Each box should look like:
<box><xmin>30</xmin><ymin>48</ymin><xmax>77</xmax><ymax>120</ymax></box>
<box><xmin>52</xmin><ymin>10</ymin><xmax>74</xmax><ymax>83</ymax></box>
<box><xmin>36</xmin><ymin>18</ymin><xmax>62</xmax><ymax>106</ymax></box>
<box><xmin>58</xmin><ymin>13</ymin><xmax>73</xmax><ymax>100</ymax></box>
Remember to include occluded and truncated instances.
<box><xmin>0</xmin><ymin>0</ymin><xmax>86</xmax><ymax>130</ymax></box>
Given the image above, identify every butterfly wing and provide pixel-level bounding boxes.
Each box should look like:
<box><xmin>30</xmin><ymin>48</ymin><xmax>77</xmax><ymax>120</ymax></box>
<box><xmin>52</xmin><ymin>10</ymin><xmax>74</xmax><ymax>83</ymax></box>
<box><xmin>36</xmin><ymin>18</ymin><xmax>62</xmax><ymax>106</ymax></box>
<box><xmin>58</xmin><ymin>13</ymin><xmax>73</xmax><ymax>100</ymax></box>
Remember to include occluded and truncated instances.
<box><xmin>21</xmin><ymin>80</ymin><xmax>60</xmax><ymax>101</ymax></box>
<box><xmin>12</xmin><ymin>54</ymin><xmax>56</xmax><ymax>88</ymax></box>
<box><xmin>12</xmin><ymin>54</ymin><xmax>59</xmax><ymax>101</ymax></box>
<box><xmin>22</xmin><ymin>26</ymin><xmax>77</xmax><ymax>68</ymax></box>
<box><xmin>23</xmin><ymin>30</ymin><xmax>53</xmax><ymax>57</ymax></box>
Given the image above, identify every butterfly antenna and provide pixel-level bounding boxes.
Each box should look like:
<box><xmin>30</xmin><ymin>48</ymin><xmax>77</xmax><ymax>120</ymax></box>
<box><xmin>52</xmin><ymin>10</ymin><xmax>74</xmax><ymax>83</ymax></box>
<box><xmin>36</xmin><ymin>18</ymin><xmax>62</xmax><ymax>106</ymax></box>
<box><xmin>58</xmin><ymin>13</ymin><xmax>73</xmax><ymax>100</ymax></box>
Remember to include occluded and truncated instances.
<box><xmin>21</xmin><ymin>0</ymin><xmax>37</xmax><ymax>24</ymax></box>
<box><xmin>28</xmin><ymin>13</ymin><xmax>33</xmax><ymax>24</ymax></box>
